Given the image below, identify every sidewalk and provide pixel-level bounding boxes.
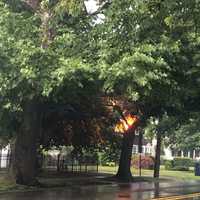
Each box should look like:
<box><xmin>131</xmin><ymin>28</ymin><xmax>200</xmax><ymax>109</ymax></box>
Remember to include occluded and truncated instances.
<box><xmin>1</xmin><ymin>171</ymin><xmax>200</xmax><ymax>200</ymax></box>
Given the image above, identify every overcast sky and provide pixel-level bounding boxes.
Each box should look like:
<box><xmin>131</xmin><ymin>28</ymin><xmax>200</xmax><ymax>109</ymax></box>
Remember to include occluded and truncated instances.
<box><xmin>85</xmin><ymin>0</ymin><xmax>98</xmax><ymax>13</ymax></box>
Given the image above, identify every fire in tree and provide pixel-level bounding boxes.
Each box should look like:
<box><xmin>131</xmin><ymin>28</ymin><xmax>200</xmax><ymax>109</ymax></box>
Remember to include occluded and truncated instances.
<box><xmin>114</xmin><ymin>113</ymin><xmax>139</xmax><ymax>133</ymax></box>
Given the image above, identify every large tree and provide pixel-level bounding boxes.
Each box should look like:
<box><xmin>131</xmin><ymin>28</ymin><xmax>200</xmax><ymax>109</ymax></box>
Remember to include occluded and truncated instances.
<box><xmin>1</xmin><ymin>0</ymin><xmax>200</xmax><ymax>184</ymax></box>
<box><xmin>0</xmin><ymin>0</ymin><xmax>108</xmax><ymax>185</ymax></box>
<box><xmin>97</xmin><ymin>0</ymin><xmax>200</xmax><ymax>180</ymax></box>
<box><xmin>97</xmin><ymin>0</ymin><xmax>179</xmax><ymax>180</ymax></box>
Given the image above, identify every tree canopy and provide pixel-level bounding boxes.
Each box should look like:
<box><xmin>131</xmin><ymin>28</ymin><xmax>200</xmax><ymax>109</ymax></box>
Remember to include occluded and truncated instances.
<box><xmin>0</xmin><ymin>0</ymin><xmax>200</xmax><ymax>184</ymax></box>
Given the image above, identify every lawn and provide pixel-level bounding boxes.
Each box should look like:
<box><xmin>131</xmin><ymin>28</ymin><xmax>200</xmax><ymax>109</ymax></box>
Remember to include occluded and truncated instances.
<box><xmin>98</xmin><ymin>165</ymin><xmax>200</xmax><ymax>181</ymax></box>
<box><xmin>0</xmin><ymin>171</ymin><xmax>17</xmax><ymax>191</ymax></box>
<box><xmin>0</xmin><ymin>170</ymin><xmax>37</xmax><ymax>193</ymax></box>
<box><xmin>1</xmin><ymin>166</ymin><xmax>200</xmax><ymax>193</ymax></box>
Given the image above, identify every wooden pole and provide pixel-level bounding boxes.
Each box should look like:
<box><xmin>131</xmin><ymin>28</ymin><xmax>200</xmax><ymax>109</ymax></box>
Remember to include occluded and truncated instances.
<box><xmin>0</xmin><ymin>148</ymin><xmax>2</xmax><ymax>169</ymax></box>
<box><xmin>138</xmin><ymin>129</ymin><xmax>143</xmax><ymax>177</ymax></box>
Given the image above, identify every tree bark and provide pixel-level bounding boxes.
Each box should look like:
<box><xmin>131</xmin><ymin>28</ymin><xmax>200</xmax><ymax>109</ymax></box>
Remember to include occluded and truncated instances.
<box><xmin>153</xmin><ymin>132</ymin><xmax>162</xmax><ymax>178</ymax></box>
<box><xmin>11</xmin><ymin>100</ymin><xmax>41</xmax><ymax>185</ymax></box>
<box><xmin>138</xmin><ymin>130</ymin><xmax>143</xmax><ymax>176</ymax></box>
<box><xmin>116</xmin><ymin>131</ymin><xmax>135</xmax><ymax>181</ymax></box>
<box><xmin>40</xmin><ymin>9</ymin><xmax>54</xmax><ymax>48</ymax></box>
<box><xmin>0</xmin><ymin>148</ymin><xmax>2</xmax><ymax>169</ymax></box>
<box><xmin>57</xmin><ymin>153</ymin><xmax>61</xmax><ymax>172</ymax></box>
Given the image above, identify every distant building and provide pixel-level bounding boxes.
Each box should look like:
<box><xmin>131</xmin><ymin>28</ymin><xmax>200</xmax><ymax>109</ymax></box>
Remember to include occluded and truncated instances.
<box><xmin>0</xmin><ymin>144</ymin><xmax>11</xmax><ymax>168</ymax></box>
<box><xmin>132</xmin><ymin>136</ymin><xmax>153</xmax><ymax>155</ymax></box>
<box><xmin>132</xmin><ymin>136</ymin><xmax>200</xmax><ymax>160</ymax></box>
<box><xmin>1</xmin><ymin>139</ymin><xmax>200</xmax><ymax>170</ymax></box>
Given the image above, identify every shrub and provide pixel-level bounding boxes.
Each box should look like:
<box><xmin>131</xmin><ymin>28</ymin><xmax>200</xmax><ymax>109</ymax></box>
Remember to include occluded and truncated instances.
<box><xmin>173</xmin><ymin>157</ymin><xmax>192</xmax><ymax>169</ymax></box>
<box><xmin>100</xmin><ymin>151</ymin><xmax>119</xmax><ymax>166</ymax></box>
<box><xmin>172</xmin><ymin>166</ymin><xmax>190</xmax><ymax>171</ymax></box>
<box><xmin>132</xmin><ymin>155</ymin><xmax>155</xmax><ymax>169</ymax></box>
<box><xmin>164</xmin><ymin>157</ymin><xmax>193</xmax><ymax>171</ymax></box>
<box><xmin>164</xmin><ymin>160</ymin><xmax>174</xmax><ymax>170</ymax></box>
<box><xmin>105</xmin><ymin>162</ymin><xmax>116</xmax><ymax>167</ymax></box>
<box><xmin>160</xmin><ymin>156</ymin><xmax>170</xmax><ymax>166</ymax></box>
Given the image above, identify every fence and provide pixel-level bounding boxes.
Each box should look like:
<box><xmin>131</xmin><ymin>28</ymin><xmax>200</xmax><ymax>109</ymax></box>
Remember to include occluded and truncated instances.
<box><xmin>0</xmin><ymin>150</ymin><xmax>99</xmax><ymax>173</ymax></box>
<box><xmin>42</xmin><ymin>154</ymin><xmax>99</xmax><ymax>173</ymax></box>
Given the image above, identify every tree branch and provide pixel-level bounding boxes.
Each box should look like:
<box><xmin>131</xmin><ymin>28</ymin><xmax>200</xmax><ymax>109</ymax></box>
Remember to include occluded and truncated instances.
<box><xmin>23</xmin><ymin>0</ymin><xmax>41</xmax><ymax>11</ymax></box>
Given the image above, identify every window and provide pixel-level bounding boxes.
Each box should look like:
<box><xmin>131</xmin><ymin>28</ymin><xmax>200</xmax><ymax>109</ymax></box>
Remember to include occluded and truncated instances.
<box><xmin>142</xmin><ymin>146</ymin><xmax>145</xmax><ymax>154</ymax></box>
<box><xmin>146</xmin><ymin>147</ymin><xmax>151</xmax><ymax>154</ymax></box>
<box><xmin>132</xmin><ymin>145</ymin><xmax>138</xmax><ymax>154</ymax></box>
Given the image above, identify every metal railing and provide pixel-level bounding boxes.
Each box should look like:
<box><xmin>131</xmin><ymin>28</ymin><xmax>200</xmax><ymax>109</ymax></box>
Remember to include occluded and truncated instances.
<box><xmin>0</xmin><ymin>152</ymin><xmax>99</xmax><ymax>173</ymax></box>
<box><xmin>42</xmin><ymin>155</ymin><xmax>99</xmax><ymax>173</ymax></box>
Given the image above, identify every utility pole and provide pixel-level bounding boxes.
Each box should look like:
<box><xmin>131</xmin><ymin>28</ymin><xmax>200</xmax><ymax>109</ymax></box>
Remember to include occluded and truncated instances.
<box><xmin>138</xmin><ymin>128</ymin><xmax>143</xmax><ymax>177</ymax></box>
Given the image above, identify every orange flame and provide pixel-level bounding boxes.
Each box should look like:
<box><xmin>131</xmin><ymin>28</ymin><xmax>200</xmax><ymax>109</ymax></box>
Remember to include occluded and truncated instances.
<box><xmin>114</xmin><ymin>114</ymin><xmax>139</xmax><ymax>133</ymax></box>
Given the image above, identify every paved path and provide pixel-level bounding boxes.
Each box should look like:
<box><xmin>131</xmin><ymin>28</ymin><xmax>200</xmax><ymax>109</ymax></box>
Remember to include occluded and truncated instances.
<box><xmin>1</xmin><ymin>179</ymin><xmax>200</xmax><ymax>200</ymax></box>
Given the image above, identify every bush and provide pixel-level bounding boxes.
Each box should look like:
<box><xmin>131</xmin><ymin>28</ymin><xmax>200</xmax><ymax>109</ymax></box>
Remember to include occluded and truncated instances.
<box><xmin>174</xmin><ymin>157</ymin><xmax>194</xmax><ymax>167</ymax></box>
<box><xmin>160</xmin><ymin>156</ymin><xmax>168</xmax><ymax>165</ymax></box>
<box><xmin>164</xmin><ymin>160</ymin><xmax>174</xmax><ymax>170</ymax></box>
<box><xmin>172</xmin><ymin>166</ymin><xmax>190</xmax><ymax>171</ymax></box>
<box><xmin>132</xmin><ymin>155</ymin><xmax>155</xmax><ymax>169</ymax></box>
<box><xmin>164</xmin><ymin>157</ymin><xmax>193</xmax><ymax>171</ymax></box>
<box><xmin>105</xmin><ymin>162</ymin><xmax>116</xmax><ymax>167</ymax></box>
<box><xmin>100</xmin><ymin>151</ymin><xmax>119</xmax><ymax>166</ymax></box>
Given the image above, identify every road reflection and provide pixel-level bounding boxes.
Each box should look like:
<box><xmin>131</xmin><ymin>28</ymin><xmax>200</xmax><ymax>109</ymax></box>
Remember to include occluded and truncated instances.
<box><xmin>116</xmin><ymin>182</ymin><xmax>154</xmax><ymax>200</ymax></box>
<box><xmin>116</xmin><ymin>184</ymin><xmax>131</xmax><ymax>200</ymax></box>
<box><xmin>154</xmin><ymin>182</ymin><xmax>160</xmax><ymax>198</ymax></box>
<box><xmin>1</xmin><ymin>179</ymin><xmax>200</xmax><ymax>200</ymax></box>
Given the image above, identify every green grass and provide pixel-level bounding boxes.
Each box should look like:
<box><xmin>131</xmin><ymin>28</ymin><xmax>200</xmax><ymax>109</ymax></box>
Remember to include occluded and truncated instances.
<box><xmin>0</xmin><ymin>173</ymin><xmax>17</xmax><ymax>191</ymax></box>
<box><xmin>1</xmin><ymin>166</ymin><xmax>200</xmax><ymax>193</ymax></box>
<box><xmin>0</xmin><ymin>171</ymin><xmax>38</xmax><ymax>193</ymax></box>
<box><xmin>98</xmin><ymin>165</ymin><xmax>200</xmax><ymax>181</ymax></box>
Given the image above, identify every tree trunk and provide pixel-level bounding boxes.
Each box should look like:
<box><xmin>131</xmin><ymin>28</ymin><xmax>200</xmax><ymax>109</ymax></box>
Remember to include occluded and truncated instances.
<box><xmin>116</xmin><ymin>131</ymin><xmax>135</xmax><ymax>181</ymax></box>
<box><xmin>57</xmin><ymin>153</ymin><xmax>61</xmax><ymax>172</ymax></box>
<box><xmin>11</xmin><ymin>100</ymin><xmax>41</xmax><ymax>185</ymax></box>
<box><xmin>153</xmin><ymin>132</ymin><xmax>162</xmax><ymax>178</ymax></box>
<box><xmin>0</xmin><ymin>148</ymin><xmax>2</xmax><ymax>169</ymax></box>
<box><xmin>40</xmin><ymin>9</ymin><xmax>54</xmax><ymax>48</ymax></box>
<box><xmin>138</xmin><ymin>130</ymin><xmax>143</xmax><ymax>176</ymax></box>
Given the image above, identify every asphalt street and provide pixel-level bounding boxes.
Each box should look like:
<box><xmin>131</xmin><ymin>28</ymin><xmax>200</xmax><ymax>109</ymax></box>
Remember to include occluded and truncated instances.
<box><xmin>1</xmin><ymin>180</ymin><xmax>200</xmax><ymax>200</ymax></box>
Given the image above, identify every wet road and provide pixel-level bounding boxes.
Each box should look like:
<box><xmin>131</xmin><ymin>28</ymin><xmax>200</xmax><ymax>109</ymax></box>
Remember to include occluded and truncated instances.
<box><xmin>1</xmin><ymin>180</ymin><xmax>200</xmax><ymax>200</ymax></box>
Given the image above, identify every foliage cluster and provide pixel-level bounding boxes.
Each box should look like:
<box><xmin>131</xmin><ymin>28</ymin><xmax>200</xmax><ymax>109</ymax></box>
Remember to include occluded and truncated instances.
<box><xmin>164</xmin><ymin>157</ymin><xmax>194</xmax><ymax>171</ymax></box>
<box><xmin>132</xmin><ymin>155</ymin><xmax>155</xmax><ymax>169</ymax></box>
<box><xmin>1</xmin><ymin>0</ymin><xmax>200</xmax><ymax>183</ymax></box>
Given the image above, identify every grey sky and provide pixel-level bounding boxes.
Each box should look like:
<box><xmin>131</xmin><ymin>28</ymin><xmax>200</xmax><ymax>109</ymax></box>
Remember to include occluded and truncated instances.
<box><xmin>85</xmin><ymin>0</ymin><xmax>98</xmax><ymax>13</ymax></box>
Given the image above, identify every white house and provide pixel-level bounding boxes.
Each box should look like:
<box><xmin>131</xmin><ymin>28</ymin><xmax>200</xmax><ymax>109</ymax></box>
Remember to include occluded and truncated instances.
<box><xmin>132</xmin><ymin>136</ymin><xmax>200</xmax><ymax>160</ymax></box>
<box><xmin>0</xmin><ymin>144</ymin><xmax>10</xmax><ymax>168</ymax></box>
